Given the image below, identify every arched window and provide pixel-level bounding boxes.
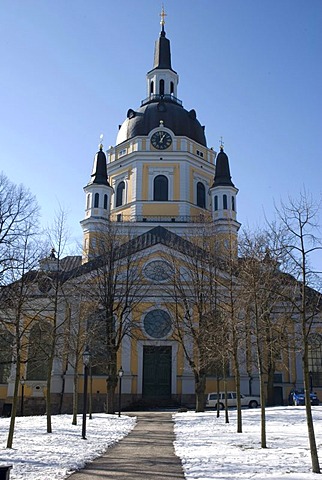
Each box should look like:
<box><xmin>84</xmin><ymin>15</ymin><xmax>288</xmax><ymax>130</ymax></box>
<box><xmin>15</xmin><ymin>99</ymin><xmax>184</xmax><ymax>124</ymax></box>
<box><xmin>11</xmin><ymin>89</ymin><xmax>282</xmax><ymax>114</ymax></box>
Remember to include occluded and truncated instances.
<box><xmin>94</xmin><ymin>193</ymin><xmax>99</xmax><ymax>208</ymax></box>
<box><xmin>87</xmin><ymin>311</ymin><xmax>117</xmax><ymax>375</ymax></box>
<box><xmin>104</xmin><ymin>194</ymin><xmax>108</xmax><ymax>210</ymax></box>
<box><xmin>150</xmin><ymin>80</ymin><xmax>154</xmax><ymax>95</ymax></box>
<box><xmin>27</xmin><ymin>323</ymin><xmax>52</xmax><ymax>380</ymax></box>
<box><xmin>86</xmin><ymin>193</ymin><xmax>90</xmax><ymax>210</ymax></box>
<box><xmin>232</xmin><ymin>196</ymin><xmax>235</xmax><ymax>211</ymax></box>
<box><xmin>159</xmin><ymin>79</ymin><xmax>165</xmax><ymax>96</ymax></box>
<box><xmin>0</xmin><ymin>330</ymin><xmax>13</xmax><ymax>383</ymax></box>
<box><xmin>170</xmin><ymin>81</ymin><xmax>174</xmax><ymax>94</ymax></box>
<box><xmin>223</xmin><ymin>194</ymin><xmax>228</xmax><ymax>210</ymax></box>
<box><xmin>308</xmin><ymin>334</ymin><xmax>322</xmax><ymax>388</ymax></box>
<box><xmin>154</xmin><ymin>175</ymin><xmax>168</xmax><ymax>201</ymax></box>
<box><xmin>116</xmin><ymin>181</ymin><xmax>125</xmax><ymax>207</ymax></box>
<box><xmin>214</xmin><ymin>195</ymin><xmax>218</xmax><ymax>211</ymax></box>
<box><xmin>197</xmin><ymin>182</ymin><xmax>206</xmax><ymax>208</ymax></box>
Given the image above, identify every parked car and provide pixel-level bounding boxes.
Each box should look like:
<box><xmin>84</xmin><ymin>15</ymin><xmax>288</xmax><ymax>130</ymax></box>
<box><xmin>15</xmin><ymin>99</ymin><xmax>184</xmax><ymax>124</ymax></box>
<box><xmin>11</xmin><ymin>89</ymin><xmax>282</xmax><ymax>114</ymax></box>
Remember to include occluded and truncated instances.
<box><xmin>206</xmin><ymin>391</ymin><xmax>260</xmax><ymax>409</ymax></box>
<box><xmin>291</xmin><ymin>389</ymin><xmax>319</xmax><ymax>406</ymax></box>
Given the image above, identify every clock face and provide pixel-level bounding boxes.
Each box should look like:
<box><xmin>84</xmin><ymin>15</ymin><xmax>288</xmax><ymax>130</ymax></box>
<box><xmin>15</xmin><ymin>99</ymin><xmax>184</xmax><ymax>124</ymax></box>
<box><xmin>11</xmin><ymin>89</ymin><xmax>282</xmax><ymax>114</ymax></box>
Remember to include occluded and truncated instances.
<box><xmin>151</xmin><ymin>131</ymin><xmax>172</xmax><ymax>150</ymax></box>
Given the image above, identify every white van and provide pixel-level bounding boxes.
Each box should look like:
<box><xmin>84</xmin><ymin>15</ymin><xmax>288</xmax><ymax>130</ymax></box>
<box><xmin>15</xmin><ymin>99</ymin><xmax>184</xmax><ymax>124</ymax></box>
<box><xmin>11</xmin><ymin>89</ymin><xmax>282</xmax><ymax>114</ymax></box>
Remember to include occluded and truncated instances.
<box><xmin>206</xmin><ymin>391</ymin><xmax>260</xmax><ymax>409</ymax></box>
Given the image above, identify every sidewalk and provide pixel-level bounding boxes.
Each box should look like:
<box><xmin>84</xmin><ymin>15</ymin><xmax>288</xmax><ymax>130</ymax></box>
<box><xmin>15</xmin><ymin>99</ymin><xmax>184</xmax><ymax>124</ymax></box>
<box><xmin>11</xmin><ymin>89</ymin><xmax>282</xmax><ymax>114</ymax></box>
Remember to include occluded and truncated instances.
<box><xmin>67</xmin><ymin>411</ymin><xmax>185</xmax><ymax>479</ymax></box>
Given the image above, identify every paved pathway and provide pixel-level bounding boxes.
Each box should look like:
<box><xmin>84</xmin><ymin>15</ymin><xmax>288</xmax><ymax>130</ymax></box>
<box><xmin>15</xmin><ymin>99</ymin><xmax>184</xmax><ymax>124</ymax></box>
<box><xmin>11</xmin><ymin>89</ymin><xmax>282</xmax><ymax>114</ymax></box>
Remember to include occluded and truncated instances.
<box><xmin>67</xmin><ymin>412</ymin><xmax>185</xmax><ymax>479</ymax></box>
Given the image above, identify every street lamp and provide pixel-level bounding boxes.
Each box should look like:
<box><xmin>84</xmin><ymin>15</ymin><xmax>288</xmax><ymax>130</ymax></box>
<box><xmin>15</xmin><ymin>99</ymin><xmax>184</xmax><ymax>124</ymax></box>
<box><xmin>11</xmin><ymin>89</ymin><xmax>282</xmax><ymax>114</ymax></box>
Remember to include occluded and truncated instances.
<box><xmin>20</xmin><ymin>377</ymin><xmax>25</xmax><ymax>416</ymax></box>
<box><xmin>118</xmin><ymin>367</ymin><xmax>124</xmax><ymax>417</ymax></box>
<box><xmin>82</xmin><ymin>346</ymin><xmax>91</xmax><ymax>440</ymax></box>
<box><xmin>105</xmin><ymin>375</ymin><xmax>109</xmax><ymax>413</ymax></box>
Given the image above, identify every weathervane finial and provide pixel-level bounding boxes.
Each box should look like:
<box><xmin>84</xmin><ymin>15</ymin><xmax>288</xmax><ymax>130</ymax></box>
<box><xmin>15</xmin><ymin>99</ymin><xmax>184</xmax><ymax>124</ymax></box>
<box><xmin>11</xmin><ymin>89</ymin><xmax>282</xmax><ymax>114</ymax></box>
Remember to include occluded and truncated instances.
<box><xmin>160</xmin><ymin>4</ymin><xmax>167</xmax><ymax>29</ymax></box>
<box><xmin>99</xmin><ymin>133</ymin><xmax>104</xmax><ymax>150</ymax></box>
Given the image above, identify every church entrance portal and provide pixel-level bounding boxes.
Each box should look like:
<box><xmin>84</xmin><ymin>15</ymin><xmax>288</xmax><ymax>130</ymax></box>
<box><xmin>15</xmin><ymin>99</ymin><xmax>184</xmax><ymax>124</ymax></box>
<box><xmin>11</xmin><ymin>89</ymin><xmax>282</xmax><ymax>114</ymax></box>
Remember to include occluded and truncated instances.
<box><xmin>142</xmin><ymin>346</ymin><xmax>172</xmax><ymax>404</ymax></box>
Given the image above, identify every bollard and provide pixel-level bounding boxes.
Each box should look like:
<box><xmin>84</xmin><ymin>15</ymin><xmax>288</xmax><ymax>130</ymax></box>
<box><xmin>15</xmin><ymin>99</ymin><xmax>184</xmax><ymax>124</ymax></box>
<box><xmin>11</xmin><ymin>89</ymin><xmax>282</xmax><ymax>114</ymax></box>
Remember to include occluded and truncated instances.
<box><xmin>0</xmin><ymin>466</ymin><xmax>12</xmax><ymax>480</ymax></box>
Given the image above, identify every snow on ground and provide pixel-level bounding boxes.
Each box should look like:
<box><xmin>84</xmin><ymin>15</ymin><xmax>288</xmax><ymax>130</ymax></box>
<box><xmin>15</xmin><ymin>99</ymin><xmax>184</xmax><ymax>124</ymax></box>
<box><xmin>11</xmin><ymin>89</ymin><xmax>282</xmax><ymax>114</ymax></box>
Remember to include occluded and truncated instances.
<box><xmin>0</xmin><ymin>413</ymin><xmax>136</xmax><ymax>479</ymax></box>
<box><xmin>1</xmin><ymin>407</ymin><xmax>322</xmax><ymax>479</ymax></box>
<box><xmin>174</xmin><ymin>406</ymin><xmax>322</xmax><ymax>480</ymax></box>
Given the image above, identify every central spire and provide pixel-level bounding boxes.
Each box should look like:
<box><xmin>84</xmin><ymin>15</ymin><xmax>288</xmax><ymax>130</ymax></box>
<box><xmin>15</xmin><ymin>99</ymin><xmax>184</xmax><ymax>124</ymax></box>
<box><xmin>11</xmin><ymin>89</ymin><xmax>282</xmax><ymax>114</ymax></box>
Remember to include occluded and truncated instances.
<box><xmin>153</xmin><ymin>6</ymin><xmax>173</xmax><ymax>71</ymax></box>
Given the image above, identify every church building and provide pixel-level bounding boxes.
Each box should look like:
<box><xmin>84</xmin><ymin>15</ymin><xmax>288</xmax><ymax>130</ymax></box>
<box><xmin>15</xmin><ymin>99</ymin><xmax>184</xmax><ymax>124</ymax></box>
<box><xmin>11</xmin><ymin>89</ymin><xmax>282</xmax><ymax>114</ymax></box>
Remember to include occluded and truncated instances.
<box><xmin>77</xmin><ymin>11</ymin><xmax>240</xmax><ymax>408</ymax></box>
<box><xmin>2</xmin><ymin>10</ymin><xmax>318</xmax><ymax>416</ymax></box>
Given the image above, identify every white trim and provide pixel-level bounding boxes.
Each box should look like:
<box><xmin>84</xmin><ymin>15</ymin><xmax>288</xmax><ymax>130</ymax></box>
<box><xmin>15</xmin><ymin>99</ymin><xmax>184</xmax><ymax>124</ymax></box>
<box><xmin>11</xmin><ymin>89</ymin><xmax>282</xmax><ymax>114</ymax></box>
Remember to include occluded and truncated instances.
<box><xmin>148</xmin><ymin>167</ymin><xmax>174</xmax><ymax>200</ymax></box>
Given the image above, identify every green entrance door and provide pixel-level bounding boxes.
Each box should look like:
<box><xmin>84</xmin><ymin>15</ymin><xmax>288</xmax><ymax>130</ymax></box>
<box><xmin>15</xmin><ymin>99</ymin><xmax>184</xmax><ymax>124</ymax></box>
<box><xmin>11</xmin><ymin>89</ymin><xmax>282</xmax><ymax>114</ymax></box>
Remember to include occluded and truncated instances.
<box><xmin>142</xmin><ymin>346</ymin><xmax>172</xmax><ymax>398</ymax></box>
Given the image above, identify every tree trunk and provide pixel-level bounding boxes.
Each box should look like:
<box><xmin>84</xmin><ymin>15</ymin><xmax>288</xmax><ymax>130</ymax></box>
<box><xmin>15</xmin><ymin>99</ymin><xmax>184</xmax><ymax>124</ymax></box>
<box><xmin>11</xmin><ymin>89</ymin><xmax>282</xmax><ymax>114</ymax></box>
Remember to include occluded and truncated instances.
<box><xmin>6</xmin><ymin>368</ymin><xmax>20</xmax><ymax>448</ymax></box>
<box><xmin>107</xmin><ymin>379</ymin><xmax>117</xmax><ymax>414</ymax></box>
<box><xmin>195</xmin><ymin>371</ymin><xmax>206</xmax><ymax>412</ymax></box>
<box><xmin>216</xmin><ymin>376</ymin><xmax>220</xmax><ymax>418</ymax></box>
<box><xmin>266</xmin><ymin>363</ymin><xmax>275</xmax><ymax>406</ymax></box>
<box><xmin>58</xmin><ymin>374</ymin><xmax>66</xmax><ymax>414</ymax></box>
<box><xmin>303</xmin><ymin>337</ymin><xmax>320</xmax><ymax>473</ymax></box>
<box><xmin>224</xmin><ymin>375</ymin><xmax>229</xmax><ymax>424</ymax></box>
<box><xmin>259</xmin><ymin>369</ymin><xmax>267</xmax><ymax>448</ymax></box>
<box><xmin>233</xmin><ymin>338</ymin><xmax>242</xmax><ymax>432</ymax></box>
<box><xmin>235</xmin><ymin>364</ymin><xmax>242</xmax><ymax>432</ymax></box>
<box><xmin>72</xmin><ymin>372</ymin><xmax>79</xmax><ymax>425</ymax></box>
<box><xmin>46</xmin><ymin>356</ymin><xmax>54</xmax><ymax>433</ymax></box>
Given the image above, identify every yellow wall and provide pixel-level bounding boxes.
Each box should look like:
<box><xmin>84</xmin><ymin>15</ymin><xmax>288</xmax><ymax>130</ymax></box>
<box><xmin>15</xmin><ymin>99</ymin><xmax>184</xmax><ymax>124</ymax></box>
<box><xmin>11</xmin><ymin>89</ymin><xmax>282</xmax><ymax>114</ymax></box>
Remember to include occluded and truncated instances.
<box><xmin>141</xmin><ymin>204</ymin><xmax>179</xmax><ymax>216</ymax></box>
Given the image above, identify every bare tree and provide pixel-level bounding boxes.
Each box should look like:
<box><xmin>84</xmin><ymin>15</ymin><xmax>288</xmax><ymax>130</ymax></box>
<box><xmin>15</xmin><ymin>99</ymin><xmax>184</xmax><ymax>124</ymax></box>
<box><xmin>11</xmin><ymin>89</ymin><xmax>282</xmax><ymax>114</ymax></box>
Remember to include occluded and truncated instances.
<box><xmin>164</xmin><ymin>224</ymin><xmax>223</xmax><ymax>412</ymax></box>
<box><xmin>42</xmin><ymin>207</ymin><xmax>71</xmax><ymax>433</ymax></box>
<box><xmin>0</xmin><ymin>172</ymin><xmax>39</xmax><ymax>285</ymax></box>
<box><xmin>219</xmin><ymin>231</ymin><xmax>246</xmax><ymax>432</ymax></box>
<box><xmin>238</xmin><ymin>230</ymin><xmax>293</xmax><ymax>448</ymax></box>
<box><xmin>82</xmin><ymin>222</ymin><xmax>148</xmax><ymax>413</ymax></box>
<box><xmin>0</xmin><ymin>204</ymin><xmax>42</xmax><ymax>447</ymax></box>
<box><xmin>272</xmin><ymin>192</ymin><xmax>322</xmax><ymax>473</ymax></box>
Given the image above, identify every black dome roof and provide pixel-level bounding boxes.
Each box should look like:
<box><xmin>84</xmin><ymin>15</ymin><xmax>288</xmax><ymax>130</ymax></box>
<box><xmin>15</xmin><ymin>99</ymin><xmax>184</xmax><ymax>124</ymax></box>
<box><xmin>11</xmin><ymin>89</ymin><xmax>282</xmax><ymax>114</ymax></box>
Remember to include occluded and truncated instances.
<box><xmin>116</xmin><ymin>100</ymin><xmax>207</xmax><ymax>147</ymax></box>
<box><xmin>212</xmin><ymin>147</ymin><xmax>235</xmax><ymax>187</ymax></box>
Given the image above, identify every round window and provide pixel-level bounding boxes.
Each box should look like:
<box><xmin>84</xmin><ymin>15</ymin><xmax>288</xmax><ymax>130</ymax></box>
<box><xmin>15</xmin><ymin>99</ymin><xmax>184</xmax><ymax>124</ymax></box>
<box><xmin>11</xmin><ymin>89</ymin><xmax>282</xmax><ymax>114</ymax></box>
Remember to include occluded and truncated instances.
<box><xmin>143</xmin><ymin>260</ymin><xmax>172</xmax><ymax>282</ymax></box>
<box><xmin>143</xmin><ymin>309</ymin><xmax>172</xmax><ymax>339</ymax></box>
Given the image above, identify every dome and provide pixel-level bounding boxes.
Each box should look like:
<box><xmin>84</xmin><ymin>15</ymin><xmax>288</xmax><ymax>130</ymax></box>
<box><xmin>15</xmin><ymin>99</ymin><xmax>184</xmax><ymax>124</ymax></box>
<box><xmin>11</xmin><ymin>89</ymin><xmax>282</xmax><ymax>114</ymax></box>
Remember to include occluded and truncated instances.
<box><xmin>116</xmin><ymin>100</ymin><xmax>207</xmax><ymax>147</ymax></box>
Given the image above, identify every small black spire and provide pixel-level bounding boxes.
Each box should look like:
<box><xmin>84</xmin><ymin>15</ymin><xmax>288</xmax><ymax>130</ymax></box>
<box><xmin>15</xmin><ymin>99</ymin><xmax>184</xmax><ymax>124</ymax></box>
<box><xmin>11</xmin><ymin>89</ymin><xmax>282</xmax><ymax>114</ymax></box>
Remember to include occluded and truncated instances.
<box><xmin>89</xmin><ymin>144</ymin><xmax>109</xmax><ymax>186</ymax></box>
<box><xmin>152</xmin><ymin>7</ymin><xmax>175</xmax><ymax>71</ymax></box>
<box><xmin>212</xmin><ymin>146</ymin><xmax>235</xmax><ymax>187</ymax></box>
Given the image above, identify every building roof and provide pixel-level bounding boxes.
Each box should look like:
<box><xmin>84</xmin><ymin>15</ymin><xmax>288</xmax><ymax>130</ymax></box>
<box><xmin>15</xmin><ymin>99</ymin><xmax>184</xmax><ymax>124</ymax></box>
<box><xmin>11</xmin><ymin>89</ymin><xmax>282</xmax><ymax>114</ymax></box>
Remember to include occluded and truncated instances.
<box><xmin>87</xmin><ymin>145</ymin><xmax>110</xmax><ymax>186</ymax></box>
<box><xmin>212</xmin><ymin>147</ymin><xmax>235</xmax><ymax>187</ymax></box>
<box><xmin>117</xmin><ymin>101</ymin><xmax>207</xmax><ymax>146</ymax></box>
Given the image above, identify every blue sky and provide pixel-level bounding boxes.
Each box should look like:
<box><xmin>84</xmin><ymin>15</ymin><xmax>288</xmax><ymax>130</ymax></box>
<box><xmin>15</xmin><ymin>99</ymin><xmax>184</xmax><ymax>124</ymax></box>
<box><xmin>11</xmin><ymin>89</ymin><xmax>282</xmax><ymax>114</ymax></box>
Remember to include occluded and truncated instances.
<box><xmin>1</xmin><ymin>0</ymin><xmax>321</xmax><ymax>269</ymax></box>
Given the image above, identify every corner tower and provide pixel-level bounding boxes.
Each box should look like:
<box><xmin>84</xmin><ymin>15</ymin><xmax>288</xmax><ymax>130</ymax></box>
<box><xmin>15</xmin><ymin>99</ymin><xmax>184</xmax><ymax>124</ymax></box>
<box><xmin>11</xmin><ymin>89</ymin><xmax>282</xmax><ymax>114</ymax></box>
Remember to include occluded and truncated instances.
<box><xmin>209</xmin><ymin>145</ymin><xmax>240</xmax><ymax>252</ymax></box>
<box><xmin>81</xmin><ymin>142</ymin><xmax>114</xmax><ymax>262</ymax></box>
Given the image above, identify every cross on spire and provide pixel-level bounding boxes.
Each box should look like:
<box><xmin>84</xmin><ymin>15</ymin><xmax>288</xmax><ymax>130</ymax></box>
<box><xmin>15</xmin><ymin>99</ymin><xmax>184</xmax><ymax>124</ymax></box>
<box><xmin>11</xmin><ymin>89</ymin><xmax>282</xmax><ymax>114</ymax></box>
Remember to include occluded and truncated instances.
<box><xmin>220</xmin><ymin>136</ymin><xmax>224</xmax><ymax>151</ymax></box>
<box><xmin>160</xmin><ymin>4</ymin><xmax>167</xmax><ymax>28</ymax></box>
<box><xmin>99</xmin><ymin>133</ymin><xmax>104</xmax><ymax>150</ymax></box>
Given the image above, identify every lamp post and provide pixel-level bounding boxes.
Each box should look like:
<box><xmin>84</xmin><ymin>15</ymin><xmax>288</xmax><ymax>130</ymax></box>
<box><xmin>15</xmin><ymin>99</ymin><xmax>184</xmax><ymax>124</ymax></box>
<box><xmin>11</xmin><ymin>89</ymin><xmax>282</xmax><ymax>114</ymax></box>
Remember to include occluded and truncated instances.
<box><xmin>20</xmin><ymin>377</ymin><xmax>25</xmax><ymax>416</ymax></box>
<box><xmin>105</xmin><ymin>375</ymin><xmax>109</xmax><ymax>413</ymax></box>
<box><xmin>82</xmin><ymin>346</ymin><xmax>91</xmax><ymax>440</ymax></box>
<box><xmin>118</xmin><ymin>367</ymin><xmax>124</xmax><ymax>417</ymax></box>
<box><xmin>89</xmin><ymin>365</ymin><xmax>93</xmax><ymax>420</ymax></box>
